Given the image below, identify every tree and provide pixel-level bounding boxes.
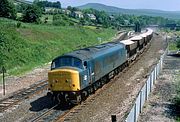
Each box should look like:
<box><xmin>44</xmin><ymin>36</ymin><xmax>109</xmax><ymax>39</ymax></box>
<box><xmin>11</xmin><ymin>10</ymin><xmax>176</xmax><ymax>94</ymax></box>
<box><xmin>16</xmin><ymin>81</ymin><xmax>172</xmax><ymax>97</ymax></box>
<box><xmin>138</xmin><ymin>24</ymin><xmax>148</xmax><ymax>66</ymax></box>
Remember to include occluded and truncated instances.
<box><xmin>34</xmin><ymin>1</ymin><xmax>61</xmax><ymax>9</ymax></box>
<box><xmin>22</xmin><ymin>4</ymin><xmax>42</xmax><ymax>23</ymax></box>
<box><xmin>53</xmin><ymin>14</ymin><xmax>66</xmax><ymax>26</ymax></box>
<box><xmin>79</xmin><ymin>18</ymin><xmax>86</xmax><ymax>25</ymax></box>
<box><xmin>67</xmin><ymin>6</ymin><xmax>72</xmax><ymax>11</ymax></box>
<box><xmin>134</xmin><ymin>21</ymin><xmax>141</xmax><ymax>32</ymax></box>
<box><xmin>0</xmin><ymin>0</ymin><xmax>16</xmax><ymax>19</ymax></box>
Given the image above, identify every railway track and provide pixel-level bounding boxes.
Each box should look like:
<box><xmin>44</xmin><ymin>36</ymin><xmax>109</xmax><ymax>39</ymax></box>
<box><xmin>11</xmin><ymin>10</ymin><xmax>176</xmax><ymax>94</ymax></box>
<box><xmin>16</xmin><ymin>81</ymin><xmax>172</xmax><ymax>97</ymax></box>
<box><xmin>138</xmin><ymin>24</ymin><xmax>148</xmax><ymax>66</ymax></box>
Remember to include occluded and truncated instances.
<box><xmin>0</xmin><ymin>79</ymin><xmax>48</xmax><ymax>113</ymax></box>
<box><xmin>30</xmin><ymin>103</ymin><xmax>61</xmax><ymax>122</ymax></box>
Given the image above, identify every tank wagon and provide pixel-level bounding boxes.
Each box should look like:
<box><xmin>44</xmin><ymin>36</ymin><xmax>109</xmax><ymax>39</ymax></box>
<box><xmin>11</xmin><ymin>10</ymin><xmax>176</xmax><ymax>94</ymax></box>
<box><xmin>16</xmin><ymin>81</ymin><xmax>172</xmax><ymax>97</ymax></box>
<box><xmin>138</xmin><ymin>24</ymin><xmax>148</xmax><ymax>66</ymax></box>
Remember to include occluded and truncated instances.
<box><xmin>48</xmin><ymin>28</ymin><xmax>154</xmax><ymax>104</ymax></box>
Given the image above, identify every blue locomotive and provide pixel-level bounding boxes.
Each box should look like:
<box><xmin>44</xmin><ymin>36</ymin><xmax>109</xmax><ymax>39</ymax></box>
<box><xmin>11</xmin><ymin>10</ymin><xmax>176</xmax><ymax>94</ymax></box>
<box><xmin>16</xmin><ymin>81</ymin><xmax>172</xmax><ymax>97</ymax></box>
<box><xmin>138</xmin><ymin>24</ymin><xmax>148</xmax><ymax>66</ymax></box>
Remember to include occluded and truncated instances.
<box><xmin>48</xmin><ymin>28</ymin><xmax>153</xmax><ymax>104</ymax></box>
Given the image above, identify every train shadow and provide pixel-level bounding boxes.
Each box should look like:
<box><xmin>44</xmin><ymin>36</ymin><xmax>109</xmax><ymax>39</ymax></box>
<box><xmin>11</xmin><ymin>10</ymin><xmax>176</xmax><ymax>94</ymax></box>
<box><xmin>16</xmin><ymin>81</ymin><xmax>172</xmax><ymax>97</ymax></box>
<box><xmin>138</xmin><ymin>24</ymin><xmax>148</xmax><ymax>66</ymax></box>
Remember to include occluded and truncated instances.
<box><xmin>29</xmin><ymin>95</ymin><xmax>74</xmax><ymax>112</ymax></box>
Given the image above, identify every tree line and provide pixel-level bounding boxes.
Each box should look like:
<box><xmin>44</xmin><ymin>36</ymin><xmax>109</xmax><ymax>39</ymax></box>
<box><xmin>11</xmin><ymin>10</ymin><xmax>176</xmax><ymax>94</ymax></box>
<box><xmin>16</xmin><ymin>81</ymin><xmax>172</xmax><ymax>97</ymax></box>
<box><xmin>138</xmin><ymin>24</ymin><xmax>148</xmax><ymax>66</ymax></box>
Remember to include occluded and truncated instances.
<box><xmin>1</xmin><ymin>0</ymin><xmax>180</xmax><ymax>30</ymax></box>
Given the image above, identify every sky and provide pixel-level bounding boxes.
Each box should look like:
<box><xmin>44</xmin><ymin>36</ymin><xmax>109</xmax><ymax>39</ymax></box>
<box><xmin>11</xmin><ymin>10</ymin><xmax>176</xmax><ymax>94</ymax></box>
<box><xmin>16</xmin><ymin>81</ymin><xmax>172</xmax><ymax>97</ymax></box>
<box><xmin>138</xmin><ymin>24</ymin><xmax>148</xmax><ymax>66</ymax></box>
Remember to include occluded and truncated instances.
<box><xmin>48</xmin><ymin>0</ymin><xmax>180</xmax><ymax>11</ymax></box>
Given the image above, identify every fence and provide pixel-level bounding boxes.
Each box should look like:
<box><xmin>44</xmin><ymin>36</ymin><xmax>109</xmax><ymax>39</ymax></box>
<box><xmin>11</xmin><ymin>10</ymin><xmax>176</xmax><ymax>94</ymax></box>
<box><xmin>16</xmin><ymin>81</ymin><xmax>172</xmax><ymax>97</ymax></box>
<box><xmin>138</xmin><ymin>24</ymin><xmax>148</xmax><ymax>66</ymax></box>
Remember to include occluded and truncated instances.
<box><xmin>125</xmin><ymin>49</ymin><xmax>168</xmax><ymax>122</ymax></box>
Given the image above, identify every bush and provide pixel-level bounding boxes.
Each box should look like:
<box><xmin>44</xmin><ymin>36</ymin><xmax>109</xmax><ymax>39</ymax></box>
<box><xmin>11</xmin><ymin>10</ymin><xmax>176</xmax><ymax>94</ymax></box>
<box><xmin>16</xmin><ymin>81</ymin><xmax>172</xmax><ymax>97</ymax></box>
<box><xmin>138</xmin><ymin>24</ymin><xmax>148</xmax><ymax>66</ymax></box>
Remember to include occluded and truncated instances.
<box><xmin>0</xmin><ymin>0</ymin><xmax>16</xmax><ymax>19</ymax></box>
<box><xmin>22</xmin><ymin>4</ymin><xmax>42</xmax><ymax>23</ymax></box>
<box><xmin>69</xmin><ymin>21</ymin><xmax>74</xmax><ymax>26</ymax></box>
<box><xmin>53</xmin><ymin>14</ymin><xmax>66</xmax><ymax>26</ymax></box>
<box><xmin>177</xmin><ymin>39</ymin><xmax>180</xmax><ymax>49</ymax></box>
<box><xmin>17</xmin><ymin>22</ymin><xmax>21</xmax><ymax>28</ymax></box>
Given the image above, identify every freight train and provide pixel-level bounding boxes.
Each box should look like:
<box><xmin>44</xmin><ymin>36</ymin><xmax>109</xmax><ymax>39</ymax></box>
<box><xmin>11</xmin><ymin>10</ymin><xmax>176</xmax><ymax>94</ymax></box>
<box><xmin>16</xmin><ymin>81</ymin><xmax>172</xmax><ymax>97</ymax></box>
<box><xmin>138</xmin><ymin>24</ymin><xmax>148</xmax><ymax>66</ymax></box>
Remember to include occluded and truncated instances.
<box><xmin>48</xmin><ymin>28</ymin><xmax>153</xmax><ymax>104</ymax></box>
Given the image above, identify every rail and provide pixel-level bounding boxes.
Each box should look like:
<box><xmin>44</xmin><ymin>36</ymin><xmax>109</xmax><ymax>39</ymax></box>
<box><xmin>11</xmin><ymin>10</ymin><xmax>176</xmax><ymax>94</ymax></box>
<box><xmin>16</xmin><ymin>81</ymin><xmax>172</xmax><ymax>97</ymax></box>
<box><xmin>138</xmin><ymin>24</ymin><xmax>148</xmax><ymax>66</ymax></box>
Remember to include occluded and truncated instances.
<box><xmin>0</xmin><ymin>79</ymin><xmax>48</xmax><ymax>113</ymax></box>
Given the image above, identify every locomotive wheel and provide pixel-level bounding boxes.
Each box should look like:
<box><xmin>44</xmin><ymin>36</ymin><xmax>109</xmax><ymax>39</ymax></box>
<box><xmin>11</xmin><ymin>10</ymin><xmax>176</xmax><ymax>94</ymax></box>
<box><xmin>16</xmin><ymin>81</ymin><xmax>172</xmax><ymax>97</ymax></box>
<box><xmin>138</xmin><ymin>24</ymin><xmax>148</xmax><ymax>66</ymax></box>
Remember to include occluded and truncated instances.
<box><xmin>51</xmin><ymin>94</ymin><xmax>58</xmax><ymax>104</ymax></box>
<box><xmin>47</xmin><ymin>92</ymin><xmax>52</xmax><ymax>98</ymax></box>
<box><xmin>77</xmin><ymin>95</ymin><xmax>82</xmax><ymax>104</ymax></box>
<box><xmin>82</xmin><ymin>90</ymin><xmax>88</xmax><ymax>100</ymax></box>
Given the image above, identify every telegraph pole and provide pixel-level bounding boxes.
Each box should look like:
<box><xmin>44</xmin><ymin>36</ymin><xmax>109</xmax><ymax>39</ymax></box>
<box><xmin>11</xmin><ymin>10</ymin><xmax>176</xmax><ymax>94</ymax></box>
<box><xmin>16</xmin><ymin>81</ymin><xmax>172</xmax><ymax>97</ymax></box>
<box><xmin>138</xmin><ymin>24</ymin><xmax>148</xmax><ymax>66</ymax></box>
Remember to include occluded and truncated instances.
<box><xmin>2</xmin><ymin>66</ymin><xmax>6</xmax><ymax>95</ymax></box>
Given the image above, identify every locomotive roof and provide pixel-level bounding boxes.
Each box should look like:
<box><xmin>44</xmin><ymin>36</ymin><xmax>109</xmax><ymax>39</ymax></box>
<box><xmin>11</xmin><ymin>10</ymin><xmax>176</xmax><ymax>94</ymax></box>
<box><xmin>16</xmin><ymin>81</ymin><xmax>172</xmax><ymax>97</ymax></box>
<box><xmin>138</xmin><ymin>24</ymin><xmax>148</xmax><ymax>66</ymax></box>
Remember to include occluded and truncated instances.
<box><xmin>57</xmin><ymin>42</ymin><xmax>125</xmax><ymax>61</ymax></box>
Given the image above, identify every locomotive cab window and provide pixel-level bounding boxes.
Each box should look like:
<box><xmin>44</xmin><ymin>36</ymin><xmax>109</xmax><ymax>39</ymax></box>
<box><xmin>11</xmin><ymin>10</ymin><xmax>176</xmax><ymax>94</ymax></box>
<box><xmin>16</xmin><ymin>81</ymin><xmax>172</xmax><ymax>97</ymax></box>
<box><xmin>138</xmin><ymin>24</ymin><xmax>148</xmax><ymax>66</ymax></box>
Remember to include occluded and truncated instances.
<box><xmin>51</xmin><ymin>56</ymin><xmax>83</xmax><ymax>69</ymax></box>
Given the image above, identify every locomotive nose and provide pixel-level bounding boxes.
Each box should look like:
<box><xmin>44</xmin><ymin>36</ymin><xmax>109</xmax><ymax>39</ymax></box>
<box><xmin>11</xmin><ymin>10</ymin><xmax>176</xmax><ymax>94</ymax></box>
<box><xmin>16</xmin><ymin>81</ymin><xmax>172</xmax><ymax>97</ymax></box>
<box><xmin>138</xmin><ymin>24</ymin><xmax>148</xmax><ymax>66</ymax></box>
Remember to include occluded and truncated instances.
<box><xmin>48</xmin><ymin>69</ymin><xmax>80</xmax><ymax>91</ymax></box>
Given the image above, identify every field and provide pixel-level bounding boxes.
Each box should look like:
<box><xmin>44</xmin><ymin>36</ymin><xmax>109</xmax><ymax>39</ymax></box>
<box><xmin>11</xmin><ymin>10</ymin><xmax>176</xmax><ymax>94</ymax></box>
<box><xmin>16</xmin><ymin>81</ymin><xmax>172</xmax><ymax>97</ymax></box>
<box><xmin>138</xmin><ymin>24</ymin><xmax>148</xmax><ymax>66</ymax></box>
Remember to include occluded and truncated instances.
<box><xmin>0</xmin><ymin>17</ymin><xmax>116</xmax><ymax>78</ymax></box>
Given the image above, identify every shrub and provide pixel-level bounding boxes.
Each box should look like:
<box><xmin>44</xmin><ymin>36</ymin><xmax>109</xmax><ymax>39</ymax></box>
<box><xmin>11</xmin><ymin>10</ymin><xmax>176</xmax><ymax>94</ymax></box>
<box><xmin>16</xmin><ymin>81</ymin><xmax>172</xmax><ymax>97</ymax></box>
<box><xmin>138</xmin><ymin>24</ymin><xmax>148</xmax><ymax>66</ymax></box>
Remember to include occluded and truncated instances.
<box><xmin>53</xmin><ymin>14</ymin><xmax>66</xmax><ymax>26</ymax></box>
<box><xmin>0</xmin><ymin>0</ymin><xmax>16</xmax><ymax>19</ymax></box>
<box><xmin>17</xmin><ymin>22</ymin><xmax>21</xmax><ymax>28</ymax></box>
<box><xmin>22</xmin><ymin>4</ymin><xmax>42</xmax><ymax>23</ymax></box>
<box><xmin>177</xmin><ymin>39</ymin><xmax>180</xmax><ymax>49</ymax></box>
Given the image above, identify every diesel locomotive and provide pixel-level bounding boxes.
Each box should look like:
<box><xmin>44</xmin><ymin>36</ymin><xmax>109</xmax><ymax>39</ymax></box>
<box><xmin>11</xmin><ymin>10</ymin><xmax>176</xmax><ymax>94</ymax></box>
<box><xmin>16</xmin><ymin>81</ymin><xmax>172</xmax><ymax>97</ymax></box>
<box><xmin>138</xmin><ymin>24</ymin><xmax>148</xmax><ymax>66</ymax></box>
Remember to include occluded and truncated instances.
<box><xmin>48</xmin><ymin>28</ymin><xmax>153</xmax><ymax>104</ymax></box>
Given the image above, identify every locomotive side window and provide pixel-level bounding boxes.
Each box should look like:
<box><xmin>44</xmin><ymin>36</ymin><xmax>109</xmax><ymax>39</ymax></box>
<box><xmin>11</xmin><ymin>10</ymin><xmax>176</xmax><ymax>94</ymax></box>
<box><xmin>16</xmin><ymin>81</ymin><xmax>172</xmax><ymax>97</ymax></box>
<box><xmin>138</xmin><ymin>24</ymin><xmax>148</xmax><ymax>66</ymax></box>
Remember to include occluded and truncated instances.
<box><xmin>83</xmin><ymin>61</ymin><xmax>87</xmax><ymax>69</ymax></box>
<box><xmin>73</xmin><ymin>58</ymin><xmax>82</xmax><ymax>68</ymax></box>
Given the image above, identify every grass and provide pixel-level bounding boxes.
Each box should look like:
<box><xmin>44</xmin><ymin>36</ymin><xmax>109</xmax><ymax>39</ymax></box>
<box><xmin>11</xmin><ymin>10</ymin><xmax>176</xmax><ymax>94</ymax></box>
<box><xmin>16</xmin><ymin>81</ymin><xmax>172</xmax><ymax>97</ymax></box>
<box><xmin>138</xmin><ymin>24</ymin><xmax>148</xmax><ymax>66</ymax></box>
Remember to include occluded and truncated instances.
<box><xmin>169</xmin><ymin>42</ymin><xmax>179</xmax><ymax>51</ymax></box>
<box><xmin>167</xmin><ymin>30</ymin><xmax>180</xmax><ymax>51</ymax></box>
<box><xmin>0</xmin><ymin>17</ymin><xmax>116</xmax><ymax>79</ymax></box>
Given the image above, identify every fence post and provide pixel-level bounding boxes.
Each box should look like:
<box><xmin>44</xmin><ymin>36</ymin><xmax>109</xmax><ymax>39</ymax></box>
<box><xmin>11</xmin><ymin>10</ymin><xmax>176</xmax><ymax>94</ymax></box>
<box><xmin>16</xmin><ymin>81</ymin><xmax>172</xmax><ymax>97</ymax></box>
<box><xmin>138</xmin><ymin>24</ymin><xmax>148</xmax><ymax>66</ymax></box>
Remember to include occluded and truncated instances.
<box><xmin>134</xmin><ymin>103</ymin><xmax>136</xmax><ymax>122</ymax></box>
<box><xmin>146</xmin><ymin>81</ymin><xmax>148</xmax><ymax>100</ymax></box>
<box><xmin>140</xmin><ymin>91</ymin><xmax>142</xmax><ymax>113</ymax></box>
<box><xmin>150</xmin><ymin>74</ymin><xmax>152</xmax><ymax>92</ymax></box>
<box><xmin>111</xmin><ymin>115</ymin><xmax>117</xmax><ymax>122</ymax></box>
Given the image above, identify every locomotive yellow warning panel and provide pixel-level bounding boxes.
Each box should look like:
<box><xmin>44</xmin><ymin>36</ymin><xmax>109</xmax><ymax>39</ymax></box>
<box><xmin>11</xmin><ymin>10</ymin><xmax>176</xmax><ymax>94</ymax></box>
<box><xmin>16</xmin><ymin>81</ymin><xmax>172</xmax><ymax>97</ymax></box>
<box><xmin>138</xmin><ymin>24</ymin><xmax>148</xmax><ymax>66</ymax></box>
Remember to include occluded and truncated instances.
<box><xmin>48</xmin><ymin>69</ymin><xmax>80</xmax><ymax>91</ymax></box>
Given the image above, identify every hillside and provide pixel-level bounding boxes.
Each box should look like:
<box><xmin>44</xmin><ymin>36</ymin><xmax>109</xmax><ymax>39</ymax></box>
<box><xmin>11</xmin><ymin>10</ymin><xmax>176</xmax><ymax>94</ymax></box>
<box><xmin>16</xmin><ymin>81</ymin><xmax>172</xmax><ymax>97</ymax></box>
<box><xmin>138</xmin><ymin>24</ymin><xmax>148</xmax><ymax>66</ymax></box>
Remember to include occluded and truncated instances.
<box><xmin>78</xmin><ymin>3</ymin><xmax>180</xmax><ymax>19</ymax></box>
<box><xmin>0</xmin><ymin>18</ymin><xmax>116</xmax><ymax>76</ymax></box>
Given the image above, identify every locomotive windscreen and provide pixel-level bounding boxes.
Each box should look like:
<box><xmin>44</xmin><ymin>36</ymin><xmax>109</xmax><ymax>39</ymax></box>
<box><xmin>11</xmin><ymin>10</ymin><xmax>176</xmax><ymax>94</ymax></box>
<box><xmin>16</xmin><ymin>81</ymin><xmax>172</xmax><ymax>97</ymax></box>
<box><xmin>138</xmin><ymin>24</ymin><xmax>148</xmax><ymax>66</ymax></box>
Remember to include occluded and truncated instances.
<box><xmin>51</xmin><ymin>56</ymin><xmax>82</xmax><ymax>69</ymax></box>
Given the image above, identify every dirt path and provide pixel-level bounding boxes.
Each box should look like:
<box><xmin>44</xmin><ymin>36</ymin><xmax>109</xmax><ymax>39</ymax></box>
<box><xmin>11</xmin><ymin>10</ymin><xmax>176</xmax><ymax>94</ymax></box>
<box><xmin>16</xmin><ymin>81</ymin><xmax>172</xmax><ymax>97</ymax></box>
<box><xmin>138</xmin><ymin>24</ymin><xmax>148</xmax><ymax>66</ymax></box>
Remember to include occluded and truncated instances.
<box><xmin>66</xmin><ymin>33</ymin><xmax>167</xmax><ymax>122</ymax></box>
<box><xmin>138</xmin><ymin>54</ymin><xmax>180</xmax><ymax>122</ymax></box>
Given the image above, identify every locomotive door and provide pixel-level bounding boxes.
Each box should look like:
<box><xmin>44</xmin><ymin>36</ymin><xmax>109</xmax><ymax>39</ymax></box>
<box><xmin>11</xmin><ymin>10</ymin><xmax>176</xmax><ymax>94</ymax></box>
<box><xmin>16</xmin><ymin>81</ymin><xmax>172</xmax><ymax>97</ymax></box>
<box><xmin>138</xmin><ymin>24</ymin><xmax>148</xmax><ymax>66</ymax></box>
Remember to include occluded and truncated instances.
<box><xmin>88</xmin><ymin>61</ymin><xmax>95</xmax><ymax>84</ymax></box>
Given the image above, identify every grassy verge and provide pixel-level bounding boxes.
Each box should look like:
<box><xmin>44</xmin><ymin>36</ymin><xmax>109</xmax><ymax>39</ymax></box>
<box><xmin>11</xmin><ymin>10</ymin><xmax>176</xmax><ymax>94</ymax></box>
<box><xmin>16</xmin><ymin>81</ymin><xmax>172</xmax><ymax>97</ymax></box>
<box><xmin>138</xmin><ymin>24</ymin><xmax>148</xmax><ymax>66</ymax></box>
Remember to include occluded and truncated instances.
<box><xmin>0</xmin><ymin>17</ymin><xmax>116</xmax><ymax>78</ymax></box>
<box><xmin>169</xmin><ymin>42</ymin><xmax>179</xmax><ymax>51</ymax></box>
